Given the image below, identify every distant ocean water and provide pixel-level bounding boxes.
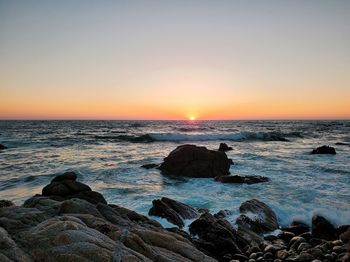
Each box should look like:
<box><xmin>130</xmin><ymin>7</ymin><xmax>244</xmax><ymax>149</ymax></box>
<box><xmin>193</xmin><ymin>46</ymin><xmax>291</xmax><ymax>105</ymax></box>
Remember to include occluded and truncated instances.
<box><xmin>0</xmin><ymin>120</ymin><xmax>349</xmax><ymax>228</ymax></box>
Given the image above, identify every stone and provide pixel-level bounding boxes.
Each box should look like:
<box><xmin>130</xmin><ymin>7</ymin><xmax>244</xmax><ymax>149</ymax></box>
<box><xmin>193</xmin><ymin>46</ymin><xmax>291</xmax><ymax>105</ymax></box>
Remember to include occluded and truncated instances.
<box><xmin>51</xmin><ymin>171</ymin><xmax>77</xmax><ymax>182</ymax></box>
<box><xmin>311</xmin><ymin>145</ymin><xmax>336</xmax><ymax>154</ymax></box>
<box><xmin>278</xmin><ymin>231</ymin><xmax>295</xmax><ymax>243</ymax></box>
<box><xmin>340</xmin><ymin>227</ymin><xmax>350</xmax><ymax>243</ymax></box>
<box><xmin>0</xmin><ymin>227</ymin><xmax>32</xmax><ymax>262</ymax></box>
<box><xmin>148</xmin><ymin>197</ymin><xmax>199</xmax><ymax>228</ymax></box>
<box><xmin>215</xmin><ymin>175</ymin><xmax>269</xmax><ymax>184</ymax></box>
<box><xmin>0</xmin><ymin>200</ymin><xmax>14</xmax><ymax>208</ymax></box>
<box><xmin>237</xmin><ymin>199</ymin><xmax>278</xmax><ymax>233</ymax></box>
<box><xmin>189</xmin><ymin>212</ymin><xmax>242</xmax><ymax>259</ymax></box>
<box><xmin>288</xmin><ymin>236</ymin><xmax>306</xmax><ymax>250</ymax></box>
<box><xmin>282</xmin><ymin>221</ymin><xmax>310</xmax><ymax>236</ymax></box>
<box><xmin>0</xmin><ymin>144</ymin><xmax>7</xmax><ymax>150</ymax></box>
<box><xmin>218</xmin><ymin>143</ymin><xmax>232</xmax><ymax>151</ymax></box>
<box><xmin>159</xmin><ymin>144</ymin><xmax>231</xmax><ymax>178</ymax></box>
<box><xmin>311</xmin><ymin>215</ymin><xmax>338</xmax><ymax>241</ymax></box>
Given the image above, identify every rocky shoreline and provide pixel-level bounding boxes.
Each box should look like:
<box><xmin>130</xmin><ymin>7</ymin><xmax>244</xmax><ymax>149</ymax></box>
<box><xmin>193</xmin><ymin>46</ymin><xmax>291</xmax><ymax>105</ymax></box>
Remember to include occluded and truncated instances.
<box><xmin>0</xmin><ymin>143</ymin><xmax>349</xmax><ymax>261</ymax></box>
<box><xmin>0</xmin><ymin>171</ymin><xmax>349</xmax><ymax>262</ymax></box>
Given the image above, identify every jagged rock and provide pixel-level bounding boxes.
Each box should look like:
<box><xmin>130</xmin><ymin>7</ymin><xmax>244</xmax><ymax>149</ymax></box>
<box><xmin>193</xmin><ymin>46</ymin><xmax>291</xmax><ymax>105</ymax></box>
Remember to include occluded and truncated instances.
<box><xmin>236</xmin><ymin>199</ymin><xmax>278</xmax><ymax>233</ymax></box>
<box><xmin>215</xmin><ymin>175</ymin><xmax>268</xmax><ymax>184</ymax></box>
<box><xmin>311</xmin><ymin>145</ymin><xmax>336</xmax><ymax>154</ymax></box>
<box><xmin>159</xmin><ymin>144</ymin><xmax>231</xmax><ymax>178</ymax></box>
<box><xmin>218</xmin><ymin>143</ymin><xmax>232</xmax><ymax>151</ymax></box>
<box><xmin>312</xmin><ymin>215</ymin><xmax>338</xmax><ymax>240</ymax></box>
<box><xmin>189</xmin><ymin>212</ymin><xmax>242</xmax><ymax>259</ymax></box>
<box><xmin>149</xmin><ymin>197</ymin><xmax>199</xmax><ymax>228</ymax></box>
<box><xmin>140</xmin><ymin>163</ymin><xmax>159</xmax><ymax>169</ymax></box>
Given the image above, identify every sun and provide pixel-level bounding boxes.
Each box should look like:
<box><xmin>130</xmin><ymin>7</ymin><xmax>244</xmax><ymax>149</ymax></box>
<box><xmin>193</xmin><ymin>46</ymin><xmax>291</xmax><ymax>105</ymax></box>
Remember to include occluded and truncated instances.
<box><xmin>189</xmin><ymin>116</ymin><xmax>196</xmax><ymax>121</ymax></box>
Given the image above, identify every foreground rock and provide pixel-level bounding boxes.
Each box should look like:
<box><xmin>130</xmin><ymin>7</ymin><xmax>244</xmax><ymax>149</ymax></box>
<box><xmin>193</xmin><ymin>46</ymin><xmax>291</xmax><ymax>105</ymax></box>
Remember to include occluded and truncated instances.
<box><xmin>149</xmin><ymin>197</ymin><xmax>199</xmax><ymax>228</ymax></box>
<box><xmin>312</xmin><ymin>215</ymin><xmax>338</xmax><ymax>240</ymax></box>
<box><xmin>236</xmin><ymin>199</ymin><xmax>278</xmax><ymax>233</ymax></box>
<box><xmin>42</xmin><ymin>171</ymin><xmax>107</xmax><ymax>205</ymax></box>
<box><xmin>159</xmin><ymin>144</ymin><xmax>231</xmax><ymax>178</ymax></box>
<box><xmin>218</xmin><ymin>143</ymin><xmax>232</xmax><ymax>152</ymax></box>
<box><xmin>215</xmin><ymin>175</ymin><xmax>268</xmax><ymax>184</ymax></box>
<box><xmin>0</xmin><ymin>174</ymin><xmax>215</xmax><ymax>262</ymax></box>
<box><xmin>311</xmin><ymin>145</ymin><xmax>336</xmax><ymax>154</ymax></box>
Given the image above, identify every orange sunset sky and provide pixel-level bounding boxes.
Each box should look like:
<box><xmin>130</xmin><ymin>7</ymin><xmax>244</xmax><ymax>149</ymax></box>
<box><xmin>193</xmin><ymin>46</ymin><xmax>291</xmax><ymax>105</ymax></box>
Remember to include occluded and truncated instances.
<box><xmin>1</xmin><ymin>1</ymin><xmax>350</xmax><ymax>120</ymax></box>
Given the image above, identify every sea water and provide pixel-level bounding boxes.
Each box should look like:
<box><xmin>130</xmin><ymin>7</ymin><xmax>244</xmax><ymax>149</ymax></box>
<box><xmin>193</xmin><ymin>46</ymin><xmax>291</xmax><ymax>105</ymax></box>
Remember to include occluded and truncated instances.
<box><xmin>0</xmin><ymin>120</ymin><xmax>349</xmax><ymax>228</ymax></box>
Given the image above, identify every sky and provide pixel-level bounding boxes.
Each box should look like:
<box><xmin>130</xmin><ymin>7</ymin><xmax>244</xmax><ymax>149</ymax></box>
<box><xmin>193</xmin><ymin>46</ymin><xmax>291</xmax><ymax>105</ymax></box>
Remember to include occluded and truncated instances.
<box><xmin>0</xmin><ymin>0</ymin><xmax>350</xmax><ymax>120</ymax></box>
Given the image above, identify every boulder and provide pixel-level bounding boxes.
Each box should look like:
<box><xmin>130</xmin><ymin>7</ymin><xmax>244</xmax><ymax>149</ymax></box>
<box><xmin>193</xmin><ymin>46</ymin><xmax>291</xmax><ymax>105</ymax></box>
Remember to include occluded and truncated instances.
<box><xmin>281</xmin><ymin>221</ymin><xmax>310</xmax><ymax>236</ymax></box>
<box><xmin>312</xmin><ymin>215</ymin><xmax>338</xmax><ymax>240</ymax></box>
<box><xmin>51</xmin><ymin>171</ymin><xmax>77</xmax><ymax>182</ymax></box>
<box><xmin>0</xmin><ymin>227</ymin><xmax>32</xmax><ymax>262</ymax></box>
<box><xmin>189</xmin><ymin>212</ymin><xmax>242</xmax><ymax>259</ymax></box>
<box><xmin>215</xmin><ymin>175</ymin><xmax>268</xmax><ymax>184</ymax></box>
<box><xmin>149</xmin><ymin>197</ymin><xmax>199</xmax><ymax>228</ymax></box>
<box><xmin>218</xmin><ymin>143</ymin><xmax>232</xmax><ymax>151</ymax></box>
<box><xmin>159</xmin><ymin>144</ymin><xmax>231</xmax><ymax>178</ymax></box>
<box><xmin>311</xmin><ymin>145</ymin><xmax>336</xmax><ymax>154</ymax></box>
<box><xmin>236</xmin><ymin>199</ymin><xmax>278</xmax><ymax>233</ymax></box>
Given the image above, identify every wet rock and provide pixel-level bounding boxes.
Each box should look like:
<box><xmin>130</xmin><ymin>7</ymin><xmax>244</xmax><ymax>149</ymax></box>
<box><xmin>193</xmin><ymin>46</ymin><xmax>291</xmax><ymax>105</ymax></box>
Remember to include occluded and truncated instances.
<box><xmin>189</xmin><ymin>212</ymin><xmax>242</xmax><ymax>259</ymax></box>
<box><xmin>215</xmin><ymin>175</ymin><xmax>269</xmax><ymax>184</ymax></box>
<box><xmin>51</xmin><ymin>171</ymin><xmax>77</xmax><ymax>182</ymax></box>
<box><xmin>236</xmin><ymin>226</ymin><xmax>264</xmax><ymax>247</ymax></box>
<box><xmin>0</xmin><ymin>200</ymin><xmax>14</xmax><ymax>208</ymax></box>
<box><xmin>0</xmin><ymin>144</ymin><xmax>7</xmax><ymax>150</ymax></box>
<box><xmin>278</xmin><ymin>231</ymin><xmax>295</xmax><ymax>243</ymax></box>
<box><xmin>276</xmin><ymin>249</ymin><xmax>289</xmax><ymax>260</ymax></box>
<box><xmin>218</xmin><ymin>143</ymin><xmax>232</xmax><ymax>151</ymax></box>
<box><xmin>289</xmin><ymin>236</ymin><xmax>306</xmax><ymax>250</ymax></box>
<box><xmin>237</xmin><ymin>199</ymin><xmax>278</xmax><ymax>233</ymax></box>
<box><xmin>140</xmin><ymin>163</ymin><xmax>159</xmax><ymax>169</ymax></box>
<box><xmin>149</xmin><ymin>197</ymin><xmax>199</xmax><ymax>228</ymax></box>
<box><xmin>311</xmin><ymin>145</ymin><xmax>336</xmax><ymax>154</ymax></box>
<box><xmin>159</xmin><ymin>144</ymin><xmax>231</xmax><ymax>178</ymax></box>
<box><xmin>0</xmin><ymin>227</ymin><xmax>32</xmax><ymax>262</ymax></box>
<box><xmin>340</xmin><ymin>227</ymin><xmax>350</xmax><ymax>243</ymax></box>
<box><xmin>282</xmin><ymin>221</ymin><xmax>310</xmax><ymax>236</ymax></box>
<box><xmin>311</xmin><ymin>215</ymin><xmax>338</xmax><ymax>241</ymax></box>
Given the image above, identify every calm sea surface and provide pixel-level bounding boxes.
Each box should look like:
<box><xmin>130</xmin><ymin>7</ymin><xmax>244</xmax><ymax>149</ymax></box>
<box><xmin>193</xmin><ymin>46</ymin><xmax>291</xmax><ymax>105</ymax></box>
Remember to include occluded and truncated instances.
<box><xmin>0</xmin><ymin>120</ymin><xmax>349</xmax><ymax>227</ymax></box>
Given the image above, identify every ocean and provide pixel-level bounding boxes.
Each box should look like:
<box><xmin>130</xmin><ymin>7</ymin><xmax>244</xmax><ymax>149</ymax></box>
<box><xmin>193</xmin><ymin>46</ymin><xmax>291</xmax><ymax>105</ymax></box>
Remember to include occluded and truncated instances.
<box><xmin>0</xmin><ymin>120</ymin><xmax>349</xmax><ymax>228</ymax></box>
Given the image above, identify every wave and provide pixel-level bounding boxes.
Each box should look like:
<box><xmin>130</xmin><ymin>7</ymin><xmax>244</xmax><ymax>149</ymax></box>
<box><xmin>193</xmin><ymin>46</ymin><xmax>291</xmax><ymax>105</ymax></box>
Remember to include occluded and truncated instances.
<box><xmin>93</xmin><ymin>131</ymin><xmax>302</xmax><ymax>143</ymax></box>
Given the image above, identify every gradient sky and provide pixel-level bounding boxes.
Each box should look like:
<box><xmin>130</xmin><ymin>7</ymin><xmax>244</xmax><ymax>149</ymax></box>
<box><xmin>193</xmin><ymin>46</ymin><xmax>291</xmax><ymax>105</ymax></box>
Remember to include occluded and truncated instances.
<box><xmin>1</xmin><ymin>0</ymin><xmax>350</xmax><ymax>120</ymax></box>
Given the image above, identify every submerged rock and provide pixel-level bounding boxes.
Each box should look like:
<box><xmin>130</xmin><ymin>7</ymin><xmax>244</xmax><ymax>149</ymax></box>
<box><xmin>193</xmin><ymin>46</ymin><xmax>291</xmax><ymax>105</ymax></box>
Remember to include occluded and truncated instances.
<box><xmin>311</xmin><ymin>145</ymin><xmax>336</xmax><ymax>154</ymax></box>
<box><xmin>140</xmin><ymin>163</ymin><xmax>159</xmax><ymax>169</ymax></box>
<box><xmin>237</xmin><ymin>199</ymin><xmax>278</xmax><ymax>233</ymax></box>
<box><xmin>0</xmin><ymin>144</ymin><xmax>7</xmax><ymax>150</ymax></box>
<box><xmin>218</xmin><ymin>143</ymin><xmax>232</xmax><ymax>151</ymax></box>
<box><xmin>215</xmin><ymin>174</ymin><xmax>268</xmax><ymax>184</ymax></box>
<box><xmin>312</xmin><ymin>215</ymin><xmax>338</xmax><ymax>240</ymax></box>
<box><xmin>159</xmin><ymin>144</ymin><xmax>231</xmax><ymax>178</ymax></box>
<box><xmin>149</xmin><ymin>197</ymin><xmax>199</xmax><ymax>228</ymax></box>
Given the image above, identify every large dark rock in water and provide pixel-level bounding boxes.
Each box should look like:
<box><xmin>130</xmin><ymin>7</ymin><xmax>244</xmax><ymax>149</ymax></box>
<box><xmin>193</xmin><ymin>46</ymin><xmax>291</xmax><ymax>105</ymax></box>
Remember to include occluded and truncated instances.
<box><xmin>0</xmin><ymin>144</ymin><xmax>7</xmax><ymax>150</ymax></box>
<box><xmin>215</xmin><ymin>175</ymin><xmax>268</xmax><ymax>184</ymax></box>
<box><xmin>236</xmin><ymin>199</ymin><xmax>278</xmax><ymax>233</ymax></box>
<box><xmin>42</xmin><ymin>172</ymin><xmax>107</xmax><ymax>205</ymax></box>
<box><xmin>311</xmin><ymin>215</ymin><xmax>338</xmax><ymax>240</ymax></box>
<box><xmin>218</xmin><ymin>143</ymin><xmax>232</xmax><ymax>152</ymax></box>
<box><xmin>189</xmin><ymin>212</ymin><xmax>242</xmax><ymax>259</ymax></box>
<box><xmin>149</xmin><ymin>197</ymin><xmax>199</xmax><ymax>228</ymax></box>
<box><xmin>311</xmin><ymin>145</ymin><xmax>336</xmax><ymax>154</ymax></box>
<box><xmin>159</xmin><ymin>144</ymin><xmax>231</xmax><ymax>178</ymax></box>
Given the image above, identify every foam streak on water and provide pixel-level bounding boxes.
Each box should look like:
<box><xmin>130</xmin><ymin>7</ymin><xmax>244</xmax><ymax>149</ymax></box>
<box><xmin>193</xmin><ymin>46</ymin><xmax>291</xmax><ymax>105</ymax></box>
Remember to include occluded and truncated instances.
<box><xmin>0</xmin><ymin>120</ymin><xmax>349</xmax><ymax>227</ymax></box>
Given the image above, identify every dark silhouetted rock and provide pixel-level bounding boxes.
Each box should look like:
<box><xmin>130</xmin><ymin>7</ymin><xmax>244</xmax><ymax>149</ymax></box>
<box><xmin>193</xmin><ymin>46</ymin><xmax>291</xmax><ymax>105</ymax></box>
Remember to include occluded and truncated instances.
<box><xmin>336</xmin><ymin>142</ymin><xmax>350</xmax><ymax>146</ymax></box>
<box><xmin>237</xmin><ymin>199</ymin><xmax>278</xmax><ymax>233</ymax></box>
<box><xmin>311</xmin><ymin>145</ymin><xmax>336</xmax><ymax>154</ymax></box>
<box><xmin>51</xmin><ymin>171</ymin><xmax>77</xmax><ymax>182</ymax></box>
<box><xmin>215</xmin><ymin>175</ymin><xmax>268</xmax><ymax>184</ymax></box>
<box><xmin>189</xmin><ymin>212</ymin><xmax>242</xmax><ymax>259</ymax></box>
<box><xmin>218</xmin><ymin>143</ymin><xmax>232</xmax><ymax>151</ymax></box>
<box><xmin>0</xmin><ymin>144</ymin><xmax>7</xmax><ymax>150</ymax></box>
<box><xmin>312</xmin><ymin>215</ymin><xmax>338</xmax><ymax>240</ymax></box>
<box><xmin>149</xmin><ymin>197</ymin><xmax>199</xmax><ymax>228</ymax></box>
<box><xmin>140</xmin><ymin>163</ymin><xmax>159</xmax><ymax>169</ymax></box>
<box><xmin>0</xmin><ymin>200</ymin><xmax>15</xmax><ymax>208</ymax></box>
<box><xmin>159</xmin><ymin>144</ymin><xmax>231</xmax><ymax>178</ymax></box>
<box><xmin>282</xmin><ymin>221</ymin><xmax>310</xmax><ymax>236</ymax></box>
